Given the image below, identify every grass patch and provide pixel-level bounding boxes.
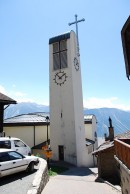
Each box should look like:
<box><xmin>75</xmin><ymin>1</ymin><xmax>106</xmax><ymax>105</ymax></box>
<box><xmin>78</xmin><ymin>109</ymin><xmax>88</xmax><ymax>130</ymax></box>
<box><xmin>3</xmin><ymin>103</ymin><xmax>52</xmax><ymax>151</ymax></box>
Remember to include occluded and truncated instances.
<box><xmin>48</xmin><ymin>166</ymin><xmax>69</xmax><ymax>176</ymax></box>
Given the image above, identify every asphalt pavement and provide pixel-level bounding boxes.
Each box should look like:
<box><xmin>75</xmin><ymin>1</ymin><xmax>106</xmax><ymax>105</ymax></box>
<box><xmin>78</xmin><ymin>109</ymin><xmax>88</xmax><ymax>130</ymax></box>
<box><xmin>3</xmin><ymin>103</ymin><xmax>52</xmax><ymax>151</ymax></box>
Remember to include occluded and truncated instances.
<box><xmin>42</xmin><ymin>166</ymin><xmax>121</xmax><ymax>194</ymax></box>
<box><xmin>0</xmin><ymin>167</ymin><xmax>38</xmax><ymax>194</ymax></box>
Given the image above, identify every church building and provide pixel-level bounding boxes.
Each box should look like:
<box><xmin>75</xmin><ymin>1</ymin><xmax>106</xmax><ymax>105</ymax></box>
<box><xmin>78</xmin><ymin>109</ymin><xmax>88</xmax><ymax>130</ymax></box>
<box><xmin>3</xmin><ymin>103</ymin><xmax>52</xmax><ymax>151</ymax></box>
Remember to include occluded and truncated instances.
<box><xmin>49</xmin><ymin>31</ymin><xmax>98</xmax><ymax>167</ymax></box>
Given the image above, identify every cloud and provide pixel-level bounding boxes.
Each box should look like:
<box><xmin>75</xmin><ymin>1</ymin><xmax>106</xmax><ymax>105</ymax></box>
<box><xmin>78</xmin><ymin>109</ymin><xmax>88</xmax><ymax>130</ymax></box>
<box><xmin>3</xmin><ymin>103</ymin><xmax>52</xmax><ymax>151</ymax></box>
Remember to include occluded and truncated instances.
<box><xmin>14</xmin><ymin>92</ymin><xmax>26</xmax><ymax>97</ymax></box>
<box><xmin>83</xmin><ymin>97</ymin><xmax>130</xmax><ymax>111</ymax></box>
<box><xmin>0</xmin><ymin>86</ymin><xmax>35</xmax><ymax>103</ymax></box>
<box><xmin>0</xmin><ymin>85</ymin><xmax>7</xmax><ymax>95</ymax></box>
<box><xmin>1</xmin><ymin>85</ymin><xmax>130</xmax><ymax>110</ymax></box>
<box><xmin>12</xmin><ymin>91</ymin><xmax>35</xmax><ymax>103</ymax></box>
<box><xmin>38</xmin><ymin>100</ymin><xmax>49</xmax><ymax>106</ymax></box>
<box><xmin>16</xmin><ymin>97</ymin><xmax>35</xmax><ymax>103</ymax></box>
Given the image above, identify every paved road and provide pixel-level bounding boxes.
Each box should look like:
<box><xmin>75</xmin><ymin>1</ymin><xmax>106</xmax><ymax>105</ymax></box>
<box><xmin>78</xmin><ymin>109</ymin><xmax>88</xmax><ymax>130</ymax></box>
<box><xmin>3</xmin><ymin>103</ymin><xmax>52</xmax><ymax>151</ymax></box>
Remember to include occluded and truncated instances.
<box><xmin>0</xmin><ymin>167</ymin><xmax>38</xmax><ymax>194</ymax></box>
<box><xmin>42</xmin><ymin>167</ymin><xmax>121</xmax><ymax>194</ymax></box>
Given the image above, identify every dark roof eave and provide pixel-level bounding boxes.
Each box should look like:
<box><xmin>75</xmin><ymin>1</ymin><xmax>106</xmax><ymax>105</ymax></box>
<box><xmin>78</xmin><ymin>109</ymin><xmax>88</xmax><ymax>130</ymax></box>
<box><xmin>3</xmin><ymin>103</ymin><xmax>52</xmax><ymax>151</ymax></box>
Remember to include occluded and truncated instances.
<box><xmin>84</xmin><ymin>121</ymin><xmax>92</xmax><ymax>124</ymax></box>
<box><xmin>49</xmin><ymin>31</ymin><xmax>70</xmax><ymax>44</ymax></box>
<box><xmin>3</xmin><ymin>122</ymin><xmax>49</xmax><ymax>127</ymax></box>
<box><xmin>32</xmin><ymin>139</ymin><xmax>50</xmax><ymax>149</ymax></box>
<box><xmin>0</xmin><ymin>100</ymin><xmax>17</xmax><ymax>105</ymax></box>
<box><xmin>0</xmin><ymin>92</ymin><xmax>17</xmax><ymax>105</ymax></box>
<box><xmin>92</xmin><ymin>145</ymin><xmax>114</xmax><ymax>155</ymax></box>
<box><xmin>121</xmin><ymin>16</ymin><xmax>130</xmax><ymax>79</ymax></box>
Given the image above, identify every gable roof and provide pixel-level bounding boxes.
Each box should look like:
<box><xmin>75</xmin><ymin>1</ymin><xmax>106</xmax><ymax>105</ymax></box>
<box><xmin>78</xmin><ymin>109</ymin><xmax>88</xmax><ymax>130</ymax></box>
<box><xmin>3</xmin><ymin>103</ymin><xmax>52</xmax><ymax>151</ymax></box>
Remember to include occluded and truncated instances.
<box><xmin>92</xmin><ymin>140</ymin><xmax>114</xmax><ymax>155</ymax></box>
<box><xmin>93</xmin><ymin>130</ymin><xmax>130</xmax><ymax>155</ymax></box>
<box><xmin>4</xmin><ymin>112</ymin><xmax>49</xmax><ymax>126</ymax></box>
<box><xmin>0</xmin><ymin>93</ymin><xmax>16</xmax><ymax>105</ymax></box>
<box><xmin>115</xmin><ymin>130</ymin><xmax>130</xmax><ymax>139</ymax></box>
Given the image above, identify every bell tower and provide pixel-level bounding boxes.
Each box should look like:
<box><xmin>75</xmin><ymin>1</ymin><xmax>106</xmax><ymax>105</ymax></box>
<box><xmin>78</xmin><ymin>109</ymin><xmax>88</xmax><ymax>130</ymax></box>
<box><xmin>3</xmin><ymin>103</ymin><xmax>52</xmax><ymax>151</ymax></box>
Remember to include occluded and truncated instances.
<box><xmin>49</xmin><ymin>29</ymin><xmax>88</xmax><ymax>166</ymax></box>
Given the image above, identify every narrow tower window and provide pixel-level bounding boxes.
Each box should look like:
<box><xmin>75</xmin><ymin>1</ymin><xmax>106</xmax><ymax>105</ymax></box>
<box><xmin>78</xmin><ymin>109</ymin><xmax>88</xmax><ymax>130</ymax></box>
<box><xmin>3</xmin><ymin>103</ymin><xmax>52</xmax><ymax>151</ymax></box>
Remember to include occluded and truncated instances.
<box><xmin>53</xmin><ymin>40</ymin><xmax>67</xmax><ymax>70</ymax></box>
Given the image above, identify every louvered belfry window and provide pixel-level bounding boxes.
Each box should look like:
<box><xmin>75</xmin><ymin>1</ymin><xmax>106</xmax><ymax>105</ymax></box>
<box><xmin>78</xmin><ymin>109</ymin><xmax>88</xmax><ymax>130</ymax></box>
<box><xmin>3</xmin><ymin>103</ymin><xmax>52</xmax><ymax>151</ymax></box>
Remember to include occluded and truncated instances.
<box><xmin>53</xmin><ymin>40</ymin><xmax>67</xmax><ymax>70</ymax></box>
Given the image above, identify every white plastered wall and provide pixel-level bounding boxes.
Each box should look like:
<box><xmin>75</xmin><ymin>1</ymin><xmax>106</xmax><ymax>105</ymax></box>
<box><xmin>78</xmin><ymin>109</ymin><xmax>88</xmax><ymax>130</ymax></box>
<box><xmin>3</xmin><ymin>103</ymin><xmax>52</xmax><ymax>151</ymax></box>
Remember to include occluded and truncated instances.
<box><xmin>4</xmin><ymin>125</ymin><xmax>50</xmax><ymax>148</ymax></box>
<box><xmin>50</xmin><ymin>31</ymin><xmax>95</xmax><ymax>167</ymax></box>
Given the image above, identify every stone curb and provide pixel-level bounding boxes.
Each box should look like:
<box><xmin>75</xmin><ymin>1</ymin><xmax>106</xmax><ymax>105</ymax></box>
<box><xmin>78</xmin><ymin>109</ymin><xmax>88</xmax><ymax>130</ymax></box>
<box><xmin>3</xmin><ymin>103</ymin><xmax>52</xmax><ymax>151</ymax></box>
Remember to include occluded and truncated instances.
<box><xmin>103</xmin><ymin>180</ymin><xmax>122</xmax><ymax>193</ymax></box>
<box><xmin>27</xmin><ymin>158</ymin><xmax>49</xmax><ymax>194</ymax></box>
<box><xmin>95</xmin><ymin>177</ymin><xmax>121</xmax><ymax>193</ymax></box>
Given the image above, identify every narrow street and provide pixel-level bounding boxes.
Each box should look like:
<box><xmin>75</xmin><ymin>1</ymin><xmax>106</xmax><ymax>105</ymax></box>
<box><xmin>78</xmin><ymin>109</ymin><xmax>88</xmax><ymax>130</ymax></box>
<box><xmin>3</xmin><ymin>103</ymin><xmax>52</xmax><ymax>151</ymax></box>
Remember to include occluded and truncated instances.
<box><xmin>0</xmin><ymin>167</ymin><xmax>38</xmax><ymax>194</ymax></box>
<box><xmin>42</xmin><ymin>167</ymin><xmax>121</xmax><ymax>194</ymax></box>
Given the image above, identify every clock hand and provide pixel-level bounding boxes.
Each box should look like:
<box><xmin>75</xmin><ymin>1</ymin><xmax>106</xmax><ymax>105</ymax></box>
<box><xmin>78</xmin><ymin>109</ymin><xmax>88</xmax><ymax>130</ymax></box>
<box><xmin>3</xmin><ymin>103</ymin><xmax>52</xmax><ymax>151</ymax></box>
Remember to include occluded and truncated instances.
<box><xmin>59</xmin><ymin>73</ymin><xmax>66</xmax><ymax>79</ymax></box>
<box><xmin>56</xmin><ymin>73</ymin><xmax>61</xmax><ymax>79</ymax></box>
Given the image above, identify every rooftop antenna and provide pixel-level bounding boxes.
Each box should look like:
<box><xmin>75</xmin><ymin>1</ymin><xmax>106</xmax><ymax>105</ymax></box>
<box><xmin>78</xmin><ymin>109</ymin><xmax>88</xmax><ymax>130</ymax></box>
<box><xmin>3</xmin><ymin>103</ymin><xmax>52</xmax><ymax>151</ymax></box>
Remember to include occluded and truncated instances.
<box><xmin>68</xmin><ymin>14</ymin><xmax>85</xmax><ymax>56</ymax></box>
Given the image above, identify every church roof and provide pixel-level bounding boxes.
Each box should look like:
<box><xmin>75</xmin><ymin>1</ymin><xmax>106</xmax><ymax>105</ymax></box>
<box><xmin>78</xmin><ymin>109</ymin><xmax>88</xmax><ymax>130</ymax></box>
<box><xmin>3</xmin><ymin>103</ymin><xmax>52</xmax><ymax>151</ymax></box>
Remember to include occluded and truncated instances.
<box><xmin>121</xmin><ymin>15</ymin><xmax>130</xmax><ymax>79</ymax></box>
<box><xmin>0</xmin><ymin>92</ymin><xmax>16</xmax><ymax>105</ymax></box>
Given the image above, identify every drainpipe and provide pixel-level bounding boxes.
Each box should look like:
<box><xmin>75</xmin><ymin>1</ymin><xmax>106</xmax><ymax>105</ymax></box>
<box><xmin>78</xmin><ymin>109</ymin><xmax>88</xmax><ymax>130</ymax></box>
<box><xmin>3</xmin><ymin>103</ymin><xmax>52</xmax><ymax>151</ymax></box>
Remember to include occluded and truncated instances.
<box><xmin>34</xmin><ymin>125</ymin><xmax>35</xmax><ymax>146</ymax></box>
<box><xmin>93</xmin><ymin>143</ymin><xmax>95</xmax><ymax>167</ymax></box>
<box><xmin>0</xmin><ymin>105</ymin><xmax>4</xmax><ymax>134</ymax></box>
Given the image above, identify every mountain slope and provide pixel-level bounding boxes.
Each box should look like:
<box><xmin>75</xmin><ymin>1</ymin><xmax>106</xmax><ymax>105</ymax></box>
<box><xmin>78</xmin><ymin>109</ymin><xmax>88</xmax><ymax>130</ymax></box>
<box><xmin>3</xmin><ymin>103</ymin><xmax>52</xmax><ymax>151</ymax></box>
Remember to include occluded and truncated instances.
<box><xmin>4</xmin><ymin>102</ymin><xmax>130</xmax><ymax>137</ymax></box>
<box><xmin>84</xmin><ymin>108</ymin><xmax>130</xmax><ymax>136</ymax></box>
<box><xmin>4</xmin><ymin>102</ymin><xmax>49</xmax><ymax>119</ymax></box>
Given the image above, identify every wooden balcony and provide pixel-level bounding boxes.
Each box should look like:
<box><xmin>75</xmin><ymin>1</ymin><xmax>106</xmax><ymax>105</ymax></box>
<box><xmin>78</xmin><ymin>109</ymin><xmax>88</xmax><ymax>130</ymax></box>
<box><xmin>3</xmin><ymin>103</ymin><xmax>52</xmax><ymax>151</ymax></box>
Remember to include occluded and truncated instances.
<box><xmin>114</xmin><ymin>138</ymin><xmax>130</xmax><ymax>168</ymax></box>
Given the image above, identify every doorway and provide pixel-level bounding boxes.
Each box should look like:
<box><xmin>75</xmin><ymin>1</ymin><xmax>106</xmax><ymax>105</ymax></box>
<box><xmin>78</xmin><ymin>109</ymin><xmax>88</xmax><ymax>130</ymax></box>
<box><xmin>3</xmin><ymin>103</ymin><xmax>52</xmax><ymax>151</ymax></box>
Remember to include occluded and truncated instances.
<box><xmin>58</xmin><ymin>145</ymin><xmax>64</xmax><ymax>161</ymax></box>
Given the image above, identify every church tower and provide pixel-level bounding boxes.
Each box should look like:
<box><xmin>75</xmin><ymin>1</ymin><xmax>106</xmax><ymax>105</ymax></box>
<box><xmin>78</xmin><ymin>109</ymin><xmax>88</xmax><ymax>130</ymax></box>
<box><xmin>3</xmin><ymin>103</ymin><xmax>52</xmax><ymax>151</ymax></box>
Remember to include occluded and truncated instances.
<box><xmin>49</xmin><ymin>31</ymin><xmax>87</xmax><ymax>166</ymax></box>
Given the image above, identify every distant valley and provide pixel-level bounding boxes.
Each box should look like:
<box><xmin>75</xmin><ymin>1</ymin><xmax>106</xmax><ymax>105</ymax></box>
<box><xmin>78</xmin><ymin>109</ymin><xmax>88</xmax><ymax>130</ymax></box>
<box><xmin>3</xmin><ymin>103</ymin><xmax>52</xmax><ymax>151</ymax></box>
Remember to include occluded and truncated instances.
<box><xmin>4</xmin><ymin>102</ymin><xmax>130</xmax><ymax>137</ymax></box>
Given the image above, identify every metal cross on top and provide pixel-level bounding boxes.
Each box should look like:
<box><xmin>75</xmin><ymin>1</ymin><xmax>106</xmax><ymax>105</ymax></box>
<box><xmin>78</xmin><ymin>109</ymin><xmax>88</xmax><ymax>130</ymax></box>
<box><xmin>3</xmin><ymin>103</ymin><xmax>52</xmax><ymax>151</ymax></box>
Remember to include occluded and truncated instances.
<box><xmin>68</xmin><ymin>14</ymin><xmax>85</xmax><ymax>56</ymax></box>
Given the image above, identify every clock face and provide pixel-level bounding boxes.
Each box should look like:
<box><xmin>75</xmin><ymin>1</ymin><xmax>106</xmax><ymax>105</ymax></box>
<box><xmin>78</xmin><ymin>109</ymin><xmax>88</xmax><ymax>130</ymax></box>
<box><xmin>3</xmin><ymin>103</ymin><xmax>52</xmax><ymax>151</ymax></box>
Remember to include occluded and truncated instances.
<box><xmin>74</xmin><ymin>57</ymin><xmax>79</xmax><ymax>71</ymax></box>
<box><xmin>53</xmin><ymin>71</ymin><xmax>67</xmax><ymax>86</ymax></box>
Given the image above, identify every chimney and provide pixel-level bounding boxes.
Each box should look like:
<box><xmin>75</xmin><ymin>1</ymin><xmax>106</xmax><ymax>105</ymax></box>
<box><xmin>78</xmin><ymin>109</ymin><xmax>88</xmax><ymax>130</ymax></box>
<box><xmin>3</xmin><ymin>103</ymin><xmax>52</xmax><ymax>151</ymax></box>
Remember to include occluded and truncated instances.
<box><xmin>108</xmin><ymin>117</ymin><xmax>114</xmax><ymax>141</ymax></box>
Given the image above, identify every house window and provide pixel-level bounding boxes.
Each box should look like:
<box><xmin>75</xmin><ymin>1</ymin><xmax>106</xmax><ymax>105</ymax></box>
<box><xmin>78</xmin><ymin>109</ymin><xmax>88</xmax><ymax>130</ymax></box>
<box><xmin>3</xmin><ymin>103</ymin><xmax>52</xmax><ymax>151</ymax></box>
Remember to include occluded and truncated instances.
<box><xmin>53</xmin><ymin>40</ymin><xmax>67</xmax><ymax>70</ymax></box>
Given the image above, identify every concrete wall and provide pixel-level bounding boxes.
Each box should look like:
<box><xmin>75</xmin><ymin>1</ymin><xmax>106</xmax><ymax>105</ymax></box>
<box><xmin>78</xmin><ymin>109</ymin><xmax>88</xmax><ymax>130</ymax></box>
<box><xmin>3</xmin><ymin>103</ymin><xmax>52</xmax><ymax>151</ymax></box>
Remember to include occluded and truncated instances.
<box><xmin>27</xmin><ymin>158</ymin><xmax>49</xmax><ymax>194</ymax></box>
<box><xmin>85</xmin><ymin>117</ymin><xmax>97</xmax><ymax>141</ymax></box>
<box><xmin>84</xmin><ymin>116</ymin><xmax>98</xmax><ymax>166</ymax></box>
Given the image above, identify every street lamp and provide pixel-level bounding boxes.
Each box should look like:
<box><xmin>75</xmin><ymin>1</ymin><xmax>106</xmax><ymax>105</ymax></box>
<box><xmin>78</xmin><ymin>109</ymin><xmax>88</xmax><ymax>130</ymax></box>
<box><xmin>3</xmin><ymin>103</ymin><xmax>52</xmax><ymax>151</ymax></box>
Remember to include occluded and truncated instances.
<box><xmin>45</xmin><ymin>116</ymin><xmax>52</xmax><ymax>169</ymax></box>
<box><xmin>45</xmin><ymin>116</ymin><xmax>49</xmax><ymax>145</ymax></box>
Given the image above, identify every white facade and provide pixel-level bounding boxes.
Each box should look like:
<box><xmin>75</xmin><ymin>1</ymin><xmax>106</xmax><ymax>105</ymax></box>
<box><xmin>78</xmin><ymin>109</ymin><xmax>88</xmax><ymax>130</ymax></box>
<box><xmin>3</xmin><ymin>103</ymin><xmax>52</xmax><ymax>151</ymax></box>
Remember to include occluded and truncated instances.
<box><xmin>49</xmin><ymin>31</ymin><xmax>97</xmax><ymax>167</ymax></box>
<box><xmin>84</xmin><ymin>115</ymin><xmax>98</xmax><ymax>166</ymax></box>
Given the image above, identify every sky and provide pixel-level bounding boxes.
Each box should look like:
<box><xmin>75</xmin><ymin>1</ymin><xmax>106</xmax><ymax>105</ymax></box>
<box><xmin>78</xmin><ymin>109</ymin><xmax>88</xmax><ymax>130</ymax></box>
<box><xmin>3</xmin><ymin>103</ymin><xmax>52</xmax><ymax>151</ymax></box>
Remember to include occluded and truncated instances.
<box><xmin>0</xmin><ymin>0</ymin><xmax>130</xmax><ymax>110</ymax></box>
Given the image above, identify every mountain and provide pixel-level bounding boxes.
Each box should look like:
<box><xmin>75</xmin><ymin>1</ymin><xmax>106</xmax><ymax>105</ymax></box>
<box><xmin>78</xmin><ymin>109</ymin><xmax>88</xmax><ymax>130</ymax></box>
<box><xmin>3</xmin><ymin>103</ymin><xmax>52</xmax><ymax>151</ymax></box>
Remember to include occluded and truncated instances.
<box><xmin>4</xmin><ymin>102</ymin><xmax>130</xmax><ymax>137</ymax></box>
<box><xmin>84</xmin><ymin>108</ymin><xmax>130</xmax><ymax>136</ymax></box>
<box><xmin>4</xmin><ymin>102</ymin><xmax>49</xmax><ymax>119</ymax></box>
